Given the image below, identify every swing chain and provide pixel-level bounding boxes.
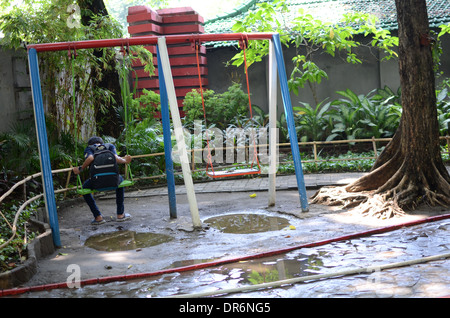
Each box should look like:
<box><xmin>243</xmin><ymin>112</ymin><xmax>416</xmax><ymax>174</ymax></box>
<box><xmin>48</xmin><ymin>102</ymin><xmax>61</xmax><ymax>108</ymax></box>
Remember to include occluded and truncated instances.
<box><xmin>193</xmin><ymin>34</ymin><xmax>260</xmax><ymax>178</ymax></box>
<box><xmin>239</xmin><ymin>36</ymin><xmax>249</xmax><ymax>50</ymax></box>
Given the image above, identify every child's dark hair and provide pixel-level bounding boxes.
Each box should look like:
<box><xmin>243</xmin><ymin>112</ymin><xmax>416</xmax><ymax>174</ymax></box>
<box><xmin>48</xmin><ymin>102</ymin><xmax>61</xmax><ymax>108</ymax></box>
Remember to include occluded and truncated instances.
<box><xmin>87</xmin><ymin>136</ymin><xmax>104</xmax><ymax>145</ymax></box>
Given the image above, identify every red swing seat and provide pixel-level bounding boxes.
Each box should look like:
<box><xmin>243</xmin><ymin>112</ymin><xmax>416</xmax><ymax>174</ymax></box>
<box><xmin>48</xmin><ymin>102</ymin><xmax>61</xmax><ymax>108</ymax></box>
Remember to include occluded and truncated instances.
<box><xmin>206</xmin><ymin>167</ymin><xmax>261</xmax><ymax>178</ymax></box>
<box><xmin>194</xmin><ymin>37</ymin><xmax>261</xmax><ymax>179</ymax></box>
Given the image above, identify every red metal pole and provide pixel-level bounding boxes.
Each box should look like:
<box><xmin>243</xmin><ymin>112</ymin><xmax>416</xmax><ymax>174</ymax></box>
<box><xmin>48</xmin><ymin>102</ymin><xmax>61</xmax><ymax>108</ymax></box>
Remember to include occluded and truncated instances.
<box><xmin>26</xmin><ymin>33</ymin><xmax>276</xmax><ymax>52</ymax></box>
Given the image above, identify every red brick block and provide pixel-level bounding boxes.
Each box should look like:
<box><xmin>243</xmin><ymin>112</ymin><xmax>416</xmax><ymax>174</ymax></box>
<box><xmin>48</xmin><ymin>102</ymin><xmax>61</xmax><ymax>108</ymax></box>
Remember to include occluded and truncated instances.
<box><xmin>128</xmin><ymin>23</ymin><xmax>162</xmax><ymax>36</ymax></box>
<box><xmin>175</xmin><ymin>87</ymin><xmax>202</xmax><ymax>97</ymax></box>
<box><xmin>167</xmin><ymin>45</ymin><xmax>206</xmax><ymax>55</ymax></box>
<box><xmin>137</xmin><ymin>78</ymin><xmax>160</xmax><ymax>89</ymax></box>
<box><xmin>151</xmin><ymin>55</ymin><xmax>206</xmax><ymax>66</ymax></box>
<box><xmin>157</xmin><ymin>7</ymin><xmax>196</xmax><ymax>16</ymax></box>
<box><xmin>143</xmin><ymin>45</ymin><xmax>157</xmax><ymax>54</ymax></box>
<box><xmin>127</xmin><ymin>5</ymin><xmax>209</xmax><ymax>116</ymax></box>
<box><xmin>132</xmin><ymin>66</ymin><xmax>207</xmax><ymax>79</ymax></box>
<box><xmin>162</xmin><ymin>14</ymin><xmax>204</xmax><ymax>24</ymax></box>
<box><xmin>132</xmin><ymin>55</ymin><xmax>206</xmax><ymax>68</ymax></box>
<box><xmin>171</xmin><ymin>66</ymin><xmax>208</xmax><ymax>77</ymax></box>
<box><xmin>137</xmin><ymin>44</ymin><xmax>205</xmax><ymax>56</ymax></box>
<box><xmin>127</xmin><ymin>11</ymin><xmax>162</xmax><ymax>24</ymax></box>
<box><xmin>128</xmin><ymin>6</ymin><xmax>152</xmax><ymax>16</ymax></box>
<box><xmin>137</xmin><ymin>77</ymin><xmax>208</xmax><ymax>90</ymax></box>
<box><xmin>174</xmin><ymin>77</ymin><xmax>208</xmax><ymax>87</ymax></box>
<box><xmin>132</xmin><ymin>68</ymin><xmax>155</xmax><ymax>79</ymax></box>
<box><xmin>163</xmin><ymin>24</ymin><xmax>204</xmax><ymax>35</ymax></box>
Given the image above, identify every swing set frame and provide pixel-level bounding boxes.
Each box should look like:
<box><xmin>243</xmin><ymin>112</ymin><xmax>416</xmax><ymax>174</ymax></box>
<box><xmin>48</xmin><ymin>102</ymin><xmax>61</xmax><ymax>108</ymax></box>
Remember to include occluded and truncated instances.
<box><xmin>194</xmin><ymin>37</ymin><xmax>261</xmax><ymax>178</ymax></box>
<box><xmin>27</xmin><ymin>33</ymin><xmax>308</xmax><ymax>247</ymax></box>
<box><xmin>69</xmin><ymin>45</ymin><xmax>135</xmax><ymax>196</ymax></box>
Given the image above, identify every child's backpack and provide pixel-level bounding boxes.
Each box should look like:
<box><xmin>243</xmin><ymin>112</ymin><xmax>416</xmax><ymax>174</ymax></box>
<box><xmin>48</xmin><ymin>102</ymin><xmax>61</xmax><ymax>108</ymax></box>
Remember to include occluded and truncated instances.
<box><xmin>89</xmin><ymin>144</ymin><xmax>119</xmax><ymax>191</ymax></box>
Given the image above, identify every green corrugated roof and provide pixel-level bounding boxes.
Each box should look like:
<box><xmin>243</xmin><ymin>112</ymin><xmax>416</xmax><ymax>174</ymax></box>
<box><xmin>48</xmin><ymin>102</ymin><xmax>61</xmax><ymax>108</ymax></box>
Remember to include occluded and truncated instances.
<box><xmin>204</xmin><ymin>0</ymin><xmax>450</xmax><ymax>43</ymax></box>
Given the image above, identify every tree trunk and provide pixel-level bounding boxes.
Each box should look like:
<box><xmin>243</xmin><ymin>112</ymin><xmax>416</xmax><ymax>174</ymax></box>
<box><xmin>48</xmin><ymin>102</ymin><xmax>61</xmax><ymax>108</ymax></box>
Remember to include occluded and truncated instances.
<box><xmin>312</xmin><ymin>0</ymin><xmax>450</xmax><ymax>218</ymax></box>
<box><xmin>78</xmin><ymin>0</ymin><xmax>123</xmax><ymax>138</ymax></box>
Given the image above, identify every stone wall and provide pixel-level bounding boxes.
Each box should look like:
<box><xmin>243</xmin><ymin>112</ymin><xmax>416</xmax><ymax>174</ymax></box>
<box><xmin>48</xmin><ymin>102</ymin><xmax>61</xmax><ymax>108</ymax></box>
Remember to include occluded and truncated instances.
<box><xmin>0</xmin><ymin>47</ymin><xmax>33</xmax><ymax>133</ymax></box>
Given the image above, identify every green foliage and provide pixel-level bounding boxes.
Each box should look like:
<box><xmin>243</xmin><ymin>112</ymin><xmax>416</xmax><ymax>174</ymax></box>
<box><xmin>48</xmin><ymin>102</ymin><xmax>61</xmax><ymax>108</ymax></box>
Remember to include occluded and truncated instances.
<box><xmin>293</xmin><ymin>99</ymin><xmax>334</xmax><ymax>142</ymax></box>
<box><xmin>112</xmin><ymin>117</ymin><xmax>166</xmax><ymax>178</ymax></box>
<box><xmin>327</xmin><ymin>88</ymin><xmax>401</xmax><ymax>140</ymax></box>
<box><xmin>0</xmin><ymin>0</ymin><xmax>154</xmax><ymax>140</ymax></box>
<box><xmin>0</xmin><ymin>121</ymin><xmax>39</xmax><ymax>179</ymax></box>
<box><xmin>132</xmin><ymin>89</ymin><xmax>161</xmax><ymax>121</ymax></box>
<box><xmin>183</xmin><ymin>83</ymin><xmax>250</xmax><ymax>129</ymax></box>
<box><xmin>230</xmin><ymin>0</ymin><xmax>290</xmax><ymax>68</ymax></box>
<box><xmin>1</xmin><ymin>201</ymin><xmax>38</xmax><ymax>273</ymax></box>
<box><xmin>286</xmin><ymin>87</ymin><xmax>403</xmax><ymax>142</ymax></box>
<box><xmin>248</xmin><ymin>269</ymin><xmax>285</xmax><ymax>285</ymax></box>
<box><xmin>1</xmin><ymin>0</ymin><xmax>117</xmax><ymax>136</ymax></box>
<box><xmin>0</xmin><ymin>117</ymin><xmax>78</xmax><ymax>182</ymax></box>
<box><xmin>278</xmin><ymin>151</ymin><xmax>377</xmax><ymax>175</ymax></box>
<box><xmin>231</xmin><ymin>1</ymin><xmax>398</xmax><ymax>104</ymax></box>
<box><xmin>436</xmin><ymin>88</ymin><xmax>450</xmax><ymax>136</ymax></box>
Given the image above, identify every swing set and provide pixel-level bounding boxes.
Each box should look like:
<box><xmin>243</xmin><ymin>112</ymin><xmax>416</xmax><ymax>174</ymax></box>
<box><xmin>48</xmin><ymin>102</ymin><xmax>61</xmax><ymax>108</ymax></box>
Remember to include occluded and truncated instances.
<box><xmin>194</xmin><ymin>37</ymin><xmax>261</xmax><ymax>178</ymax></box>
<box><xmin>69</xmin><ymin>45</ymin><xmax>134</xmax><ymax>196</ymax></box>
<box><xmin>27</xmin><ymin>33</ymin><xmax>309</xmax><ymax>247</ymax></box>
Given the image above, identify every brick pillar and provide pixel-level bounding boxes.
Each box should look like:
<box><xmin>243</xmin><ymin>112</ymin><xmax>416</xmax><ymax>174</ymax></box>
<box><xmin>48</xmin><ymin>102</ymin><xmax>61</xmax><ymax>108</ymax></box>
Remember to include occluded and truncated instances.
<box><xmin>127</xmin><ymin>5</ymin><xmax>208</xmax><ymax>116</ymax></box>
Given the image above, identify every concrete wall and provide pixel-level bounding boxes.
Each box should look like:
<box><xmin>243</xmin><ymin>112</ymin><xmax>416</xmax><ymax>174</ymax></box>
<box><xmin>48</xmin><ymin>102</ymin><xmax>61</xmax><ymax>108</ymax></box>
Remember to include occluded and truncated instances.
<box><xmin>205</xmin><ymin>41</ymin><xmax>393</xmax><ymax>117</ymax></box>
<box><xmin>206</xmin><ymin>34</ymin><xmax>450</xmax><ymax>118</ymax></box>
<box><xmin>0</xmin><ymin>47</ymin><xmax>33</xmax><ymax>133</ymax></box>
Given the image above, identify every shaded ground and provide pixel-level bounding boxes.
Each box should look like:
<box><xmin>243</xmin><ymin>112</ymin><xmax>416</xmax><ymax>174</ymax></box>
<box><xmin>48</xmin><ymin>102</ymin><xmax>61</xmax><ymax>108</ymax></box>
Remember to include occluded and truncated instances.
<box><xmin>17</xmin><ymin>175</ymin><xmax>450</xmax><ymax>298</ymax></box>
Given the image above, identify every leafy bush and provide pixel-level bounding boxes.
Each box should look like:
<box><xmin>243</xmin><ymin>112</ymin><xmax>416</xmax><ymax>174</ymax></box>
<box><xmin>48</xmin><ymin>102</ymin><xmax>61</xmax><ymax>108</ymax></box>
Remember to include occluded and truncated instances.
<box><xmin>131</xmin><ymin>89</ymin><xmax>161</xmax><ymax>122</ymax></box>
<box><xmin>1</xmin><ymin>201</ymin><xmax>37</xmax><ymax>273</ymax></box>
<box><xmin>0</xmin><ymin>117</ymin><xmax>78</xmax><ymax>190</ymax></box>
<box><xmin>278</xmin><ymin>151</ymin><xmax>377</xmax><ymax>174</ymax></box>
<box><xmin>328</xmin><ymin>88</ymin><xmax>401</xmax><ymax>140</ymax></box>
<box><xmin>290</xmin><ymin>87</ymin><xmax>402</xmax><ymax>142</ymax></box>
<box><xmin>293</xmin><ymin>99</ymin><xmax>334</xmax><ymax>142</ymax></box>
<box><xmin>183</xmin><ymin>83</ymin><xmax>249</xmax><ymax>129</ymax></box>
<box><xmin>111</xmin><ymin>117</ymin><xmax>166</xmax><ymax>178</ymax></box>
<box><xmin>437</xmin><ymin>88</ymin><xmax>450</xmax><ymax>136</ymax></box>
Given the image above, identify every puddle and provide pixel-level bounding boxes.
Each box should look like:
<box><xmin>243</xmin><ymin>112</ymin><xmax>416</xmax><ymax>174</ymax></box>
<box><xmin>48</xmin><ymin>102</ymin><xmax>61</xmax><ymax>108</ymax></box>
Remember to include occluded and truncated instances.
<box><xmin>18</xmin><ymin>219</ymin><xmax>450</xmax><ymax>298</ymax></box>
<box><xmin>168</xmin><ymin>252</ymin><xmax>324</xmax><ymax>287</ymax></box>
<box><xmin>204</xmin><ymin>213</ymin><xmax>292</xmax><ymax>234</ymax></box>
<box><xmin>84</xmin><ymin>231</ymin><xmax>173</xmax><ymax>252</ymax></box>
<box><xmin>169</xmin><ymin>259</ymin><xmax>215</xmax><ymax>268</ymax></box>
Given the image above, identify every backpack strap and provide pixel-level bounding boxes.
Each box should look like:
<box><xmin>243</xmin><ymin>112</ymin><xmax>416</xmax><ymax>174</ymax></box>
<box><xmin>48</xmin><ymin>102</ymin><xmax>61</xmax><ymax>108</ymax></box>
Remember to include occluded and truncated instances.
<box><xmin>88</xmin><ymin>144</ymin><xmax>98</xmax><ymax>154</ymax></box>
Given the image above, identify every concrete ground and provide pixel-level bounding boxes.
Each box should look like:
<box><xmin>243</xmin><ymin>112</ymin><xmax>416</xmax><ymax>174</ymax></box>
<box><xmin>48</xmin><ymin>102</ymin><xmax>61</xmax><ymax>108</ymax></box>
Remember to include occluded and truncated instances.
<box><xmin>17</xmin><ymin>171</ymin><xmax>450</xmax><ymax>298</ymax></box>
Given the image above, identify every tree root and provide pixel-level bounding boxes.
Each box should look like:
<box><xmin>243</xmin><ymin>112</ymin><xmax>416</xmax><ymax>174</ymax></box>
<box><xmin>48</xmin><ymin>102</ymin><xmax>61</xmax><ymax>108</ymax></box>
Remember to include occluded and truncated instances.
<box><xmin>311</xmin><ymin>165</ymin><xmax>450</xmax><ymax>220</ymax></box>
<box><xmin>311</xmin><ymin>187</ymin><xmax>406</xmax><ymax>219</ymax></box>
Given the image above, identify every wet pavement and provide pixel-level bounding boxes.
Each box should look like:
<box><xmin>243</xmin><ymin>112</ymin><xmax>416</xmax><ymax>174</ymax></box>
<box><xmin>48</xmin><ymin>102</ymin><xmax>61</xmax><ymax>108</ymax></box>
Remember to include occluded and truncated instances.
<box><xmin>9</xmin><ymin>171</ymin><xmax>450</xmax><ymax>298</ymax></box>
<box><xmin>18</xmin><ymin>217</ymin><xmax>450</xmax><ymax>298</ymax></box>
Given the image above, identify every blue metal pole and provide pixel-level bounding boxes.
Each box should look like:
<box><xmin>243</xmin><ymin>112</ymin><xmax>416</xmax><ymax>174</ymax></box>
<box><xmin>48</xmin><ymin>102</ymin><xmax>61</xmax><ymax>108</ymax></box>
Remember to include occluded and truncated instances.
<box><xmin>28</xmin><ymin>48</ymin><xmax>61</xmax><ymax>246</ymax></box>
<box><xmin>272</xmin><ymin>34</ymin><xmax>309</xmax><ymax>212</ymax></box>
<box><xmin>157</xmin><ymin>45</ymin><xmax>177</xmax><ymax>218</ymax></box>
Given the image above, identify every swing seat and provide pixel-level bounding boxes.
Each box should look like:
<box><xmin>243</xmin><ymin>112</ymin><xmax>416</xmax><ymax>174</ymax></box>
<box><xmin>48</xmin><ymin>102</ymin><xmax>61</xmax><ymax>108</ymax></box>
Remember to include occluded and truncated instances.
<box><xmin>76</xmin><ymin>179</ymin><xmax>134</xmax><ymax>195</ymax></box>
<box><xmin>77</xmin><ymin>188</ymin><xmax>95</xmax><ymax>196</ymax></box>
<box><xmin>206</xmin><ymin>167</ymin><xmax>261</xmax><ymax>178</ymax></box>
<box><xmin>118</xmin><ymin>179</ymin><xmax>134</xmax><ymax>188</ymax></box>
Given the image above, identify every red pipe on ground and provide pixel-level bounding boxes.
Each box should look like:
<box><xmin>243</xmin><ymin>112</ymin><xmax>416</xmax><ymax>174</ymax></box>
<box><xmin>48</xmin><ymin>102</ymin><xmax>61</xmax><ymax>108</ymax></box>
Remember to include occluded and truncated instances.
<box><xmin>1</xmin><ymin>213</ymin><xmax>449</xmax><ymax>297</ymax></box>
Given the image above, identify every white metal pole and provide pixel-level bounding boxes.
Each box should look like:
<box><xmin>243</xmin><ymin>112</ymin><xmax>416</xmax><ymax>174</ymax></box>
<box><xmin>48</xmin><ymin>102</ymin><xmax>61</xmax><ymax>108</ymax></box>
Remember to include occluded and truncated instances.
<box><xmin>268</xmin><ymin>39</ymin><xmax>278</xmax><ymax>206</ymax></box>
<box><xmin>157</xmin><ymin>37</ymin><xmax>201</xmax><ymax>228</ymax></box>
